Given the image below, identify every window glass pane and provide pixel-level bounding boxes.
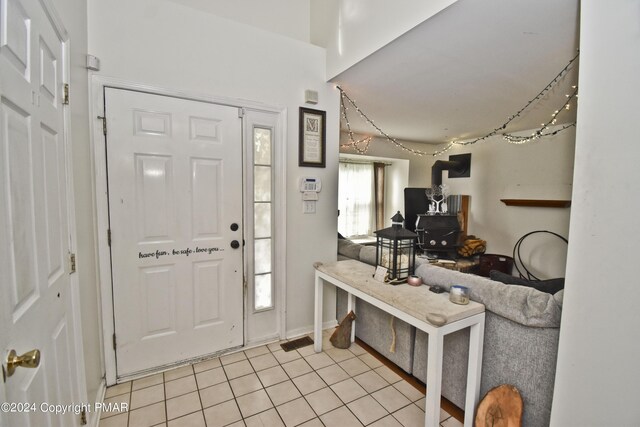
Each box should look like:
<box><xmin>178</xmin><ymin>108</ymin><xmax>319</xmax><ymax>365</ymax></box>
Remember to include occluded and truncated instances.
<box><xmin>254</xmin><ymin>203</ymin><xmax>271</xmax><ymax>238</ymax></box>
<box><xmin>253</xmin><ymin>126</ymin><xmax>273</xmax><ymax>312</ymax></box>
<box><xmin>254</xmin><ymin>128</ymin><xmax>272</xmax><ymax>165</ymax></box>
<box><xmin>254</xmin><ymin>273</ymin><xmax>272</xmax><ymax>310</ymax></box>
<box><xmin>254</xmin><ymin>239</ymin><xmax>271</xmax><ymax>274</ymax></box>
<box><xmin>254</xmin><ymin>166</ymin><xmax>271</xmax><ymax>202</ymax></box>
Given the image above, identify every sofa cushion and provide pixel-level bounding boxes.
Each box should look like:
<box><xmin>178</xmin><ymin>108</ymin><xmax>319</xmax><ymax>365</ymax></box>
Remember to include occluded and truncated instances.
<box><xmin>415</xmin><ymin>263</ymin><xmax>563</xmax><ymax>328</ymax></box>
<box><xmin>338</xmin><ymin>239</ymin><xmax>363</xmax><ymax>260</ymax></box>
<box><xmin>489</xmin><ymin>270</ymin><xmax>565</xmax><ymax>294</ymax></box>
<box><xmin>359</xmin><ymin>245</ymin><xmax>377</xmax><ymax>265</ymax></box>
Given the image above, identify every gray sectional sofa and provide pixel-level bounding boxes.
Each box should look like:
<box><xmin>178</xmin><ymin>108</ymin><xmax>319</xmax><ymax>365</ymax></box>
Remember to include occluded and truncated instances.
<box><xmin>336</xmin><ymin>238</ymin><xmax>562</xmax><ymax>426</ymax></box>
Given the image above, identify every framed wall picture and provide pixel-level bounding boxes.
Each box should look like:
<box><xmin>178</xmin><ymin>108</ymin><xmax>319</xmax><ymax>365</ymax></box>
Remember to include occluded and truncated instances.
<box><xmin>299</xmin><ymin>107</ymin><xmax>326</xmax><ymax>168</ymax></box>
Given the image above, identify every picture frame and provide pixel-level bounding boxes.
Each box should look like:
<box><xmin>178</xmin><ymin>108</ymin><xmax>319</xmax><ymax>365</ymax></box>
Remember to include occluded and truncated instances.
<box><xmin>299</xmin><ymin>107</ymin><xmax>326</xmax><ymax>168</ymax></box>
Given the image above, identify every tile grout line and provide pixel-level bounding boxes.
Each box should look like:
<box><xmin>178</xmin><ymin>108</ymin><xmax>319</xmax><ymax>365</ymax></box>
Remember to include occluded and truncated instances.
<box><xmin>278</xmin><ymin>341</ymin><xmax>353</xmax><ymax>427</ymax></box>
<box><xmin>189</xmin><ymin>363</ymin><xmax>208</xmax><ymax>427</ymax></box>
<box><xmin>219</xmin><ymin>355</ymin><xmax>245</xmax><ymax>427</ymax></box>
<box><xmin>105</xmin><ymin>332</ymin><xmax>456</xmax><ymax>427</ymax></box>
<box><xmin>126</xmin><ymin>387</ymin><xmax>131</xmax><ymax>427</ymax></box>
<box><xmin>318</xmin><ymin>337</ymin><xmax>423</xmax><ymax>427</ymax></box>
<box><xmin>246</xmin><ymin>346</ymin><xmax>293</xmax><ymax>426</ymax></box>
<box><xmin>300</xmin><ymin>338</ymin><xmax>386</xmax><ymax>427</ymax></box>
<box><xmin>162</xmin><ymin>373</ymin><xmax>168</xmax><ymax>427</ymax></box>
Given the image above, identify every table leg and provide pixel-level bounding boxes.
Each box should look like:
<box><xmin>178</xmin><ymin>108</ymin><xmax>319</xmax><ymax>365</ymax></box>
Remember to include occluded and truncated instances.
<box><xmin>314</xmin><ymin>273</ymin><xmax>323</xmax><ymax>353</ymax></box>
<box><xmin>425</xmin><ymin>331</ymin><xmax>444</xmax><ymax>427</ymax></box>
<box><xmin>464</xmin><ymin>316</ymin><xmax>485</xmax><ymax>426</ymax></box>
<box><xmin>347</xmin><ymin>292</ymin><xmax>356</xmax><ymax>343</ymax></box>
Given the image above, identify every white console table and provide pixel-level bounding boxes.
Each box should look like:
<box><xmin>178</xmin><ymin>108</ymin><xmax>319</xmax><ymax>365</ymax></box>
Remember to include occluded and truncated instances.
<box><xmin>314</xmin><ymin>260</ymin><xmax>485</xmax><ymax>427</ymax></box>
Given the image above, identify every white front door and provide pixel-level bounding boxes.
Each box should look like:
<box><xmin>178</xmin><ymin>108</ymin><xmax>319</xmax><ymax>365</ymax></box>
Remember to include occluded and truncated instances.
<box><xmin>105</xmin><ymin>88</ymin><xmax>244</xmax><ymax>377</ymax></box>
<box><xmin>0</xmin><ymin>0</ymin><xmax>82</xmax><ymax>426</ymax></box>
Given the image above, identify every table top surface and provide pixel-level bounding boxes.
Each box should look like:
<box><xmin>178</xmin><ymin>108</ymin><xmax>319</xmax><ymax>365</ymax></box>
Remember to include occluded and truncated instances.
<box><xmin>316</xmin><ymin>260</ymin><xmax>484</xmax><ymax>327</ymax></box>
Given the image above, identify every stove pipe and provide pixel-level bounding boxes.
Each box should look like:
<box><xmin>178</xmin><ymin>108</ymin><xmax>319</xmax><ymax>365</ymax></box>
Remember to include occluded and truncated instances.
<box><xmin>431</xmin><ymin>154</ymin><xmax>471</xmax><ymax>185</ymax></box>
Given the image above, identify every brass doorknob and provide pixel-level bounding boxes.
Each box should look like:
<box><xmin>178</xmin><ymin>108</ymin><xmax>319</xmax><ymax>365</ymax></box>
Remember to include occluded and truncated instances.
<box><xmin>6</xmin><ymin>349</ymin><xmax>40</xmax><ymax>377</ymax></box>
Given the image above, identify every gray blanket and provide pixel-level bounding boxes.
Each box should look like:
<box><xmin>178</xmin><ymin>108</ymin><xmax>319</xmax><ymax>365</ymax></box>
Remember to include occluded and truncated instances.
<box><xmin>415</xmin><ymin>263</ymin><xmax>563</xmax><ymax>328</ymax></box>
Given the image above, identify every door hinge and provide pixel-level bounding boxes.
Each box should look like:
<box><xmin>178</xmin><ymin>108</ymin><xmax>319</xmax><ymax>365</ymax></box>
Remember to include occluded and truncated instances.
<box><xmin>112</xmin><ymin>333</ymin><xmax>116</xmax><ymax>350</ymax></box>
<box><xmin>80</xmin><ymin>408</ymin><xmax>87</xmax><ymax>425</ymax></box>
<box><xmin>107</xmin><ymin>229</ymin><xmax>112</xmax><ymax>246</ymax></box>
<box><xmin>97</xmin><ymin>115</ymin><xmax>107</xmax><ymax>135</ymax></box>
<box><xmin>63</xmin><ymin>83</ymin><xmax>70</xmax><ymax>105</ymax></box>
<box><xmin>238</xmin><ymin>107</ymin><xmax>245</xmax><ymax>118</ymax></box>
<box><xmin>69</xmin><ymin>252</ymin><xmax>76</xmax><ymax>274</ymax></box>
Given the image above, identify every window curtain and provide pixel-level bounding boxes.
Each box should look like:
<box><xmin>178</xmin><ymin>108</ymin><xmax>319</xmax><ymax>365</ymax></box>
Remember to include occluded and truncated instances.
<box><xmin>338</xmin><ymin>162</ymin><xmax>374</xmax><ymax>237</ymax></box>
<box><xmin>373</xmin><ymin>162</ymin><xmax>385</xmax><ymax>230</ymax></box>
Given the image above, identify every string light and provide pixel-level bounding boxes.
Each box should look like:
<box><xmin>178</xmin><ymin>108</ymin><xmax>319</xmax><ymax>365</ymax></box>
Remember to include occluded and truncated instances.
<box><xmin>503</xmin><ymin>87</ymin><xmax>578</xmax><ymax>144</ymax></box>
<box><xmin>340</xmin><ymin>135</ymin><xmax>373</xmax><ymax>154</ymax></box>
<box><xmin>502</xmin><ymin>123</ymin><xmax>575</xmax><ymax>144</ymax></box>
<box><xmin>340</xmin><ymin>94</ymin><xmax>373</xmax><ymax>154</ymax></box>
<box><xmin>450</xmin><ymin>51</ymin><xmax>579</xmax><ymax>147</ymax></box>
<box><xmin>338</xmin><ymin>51</ymin><xmax>580</xmax><ymax>156</ymax></box>
<box><xmin>339</xmin><ymin>88</ymin><xmax>455</xmax><ymax>157</ymax></box>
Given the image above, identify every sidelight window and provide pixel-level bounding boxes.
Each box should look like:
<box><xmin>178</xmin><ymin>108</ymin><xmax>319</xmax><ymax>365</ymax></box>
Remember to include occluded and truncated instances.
<box><xmin>253</xmin><ymin>127</ymin><xmax>273</xmax><ymax>311</ymax></box>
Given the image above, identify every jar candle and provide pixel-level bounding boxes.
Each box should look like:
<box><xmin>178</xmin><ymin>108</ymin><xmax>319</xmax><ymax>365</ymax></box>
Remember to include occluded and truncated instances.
<box><xmin>407</xmin><ymin>275</ymin><xmax>423</xmax><ymax>286</ymax></box>
<box><xmin>449</xmin><ymin>285</ymin><xmax>470</xmax><ymax>305</ymax></box>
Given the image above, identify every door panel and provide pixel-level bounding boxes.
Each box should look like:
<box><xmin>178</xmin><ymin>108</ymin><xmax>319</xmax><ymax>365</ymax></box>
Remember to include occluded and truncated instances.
<box><xmin>105</xmin><ymin>89</ymin><xmax>244</xmax><ymax>377</ymax></box>
<box><xmin>41</xmin><ymin>125</ymin><xmax>65</xmax><ymax>284</ymax></box>
<box><xmin>193</xmin><ymin>260</ymin><xmax>222</xmax><ymax>326</ymax></box>
<box><xmin>2</xmin><ymin>100</ymin><xmax>39</xmax><ymax>314</ymax></box>
<box><xmin>191</xmin><ymin>158</ymin><xmax>221</xmax><ymax>238</ymax></box>
<box><xmin>0</xmin><ymin>0</ymin><xmax>80</xmax><ymax>425</ymax></box>
<box><xmin>135</xmin><ymin>154</ymin><xmax>174</xmax><ymax>241</ymax></box>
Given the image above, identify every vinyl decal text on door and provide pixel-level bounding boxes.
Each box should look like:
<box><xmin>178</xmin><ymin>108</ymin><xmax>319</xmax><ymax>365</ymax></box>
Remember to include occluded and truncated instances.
<box><xmin>138</xmin><ymin>246</ymin><xmax>223</xmax><ymax>259</ymax></box>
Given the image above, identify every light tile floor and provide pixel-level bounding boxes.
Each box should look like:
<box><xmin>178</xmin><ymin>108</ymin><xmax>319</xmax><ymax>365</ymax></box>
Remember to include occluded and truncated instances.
<box><xmin>100</xmin><ymin>330</ymin><xmax>463</xmax><ymax>427</ymax></box>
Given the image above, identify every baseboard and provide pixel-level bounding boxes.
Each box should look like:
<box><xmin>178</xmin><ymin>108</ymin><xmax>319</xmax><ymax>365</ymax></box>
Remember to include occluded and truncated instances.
<box><xmin>244</xmin><ymin>334</ymin><xmax>282</xmax><ymax>349</ymax></box>
<box><xmin>285</xmin><ymin>320</ymin><xmax>338</xmax><ymax>340</ymax></box>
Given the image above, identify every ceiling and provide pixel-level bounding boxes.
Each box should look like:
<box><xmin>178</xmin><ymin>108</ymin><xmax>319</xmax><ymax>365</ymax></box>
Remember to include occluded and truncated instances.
<box><xmin>332</xmin><ymin>0</ymin><xmax>581</xmax><ymax>144</ymax></box>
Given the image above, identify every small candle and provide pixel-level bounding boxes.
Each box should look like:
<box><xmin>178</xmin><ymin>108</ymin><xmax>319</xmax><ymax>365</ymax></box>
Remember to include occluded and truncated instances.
<box><xmin>449</xmin><ymin>285</ymin><xmax>470</xmax><ymax>305</ymax></box>
<box><xmin>407</xmin><ymin>275</ymin><xmax>423</xmax><ymax>286</ymax></box>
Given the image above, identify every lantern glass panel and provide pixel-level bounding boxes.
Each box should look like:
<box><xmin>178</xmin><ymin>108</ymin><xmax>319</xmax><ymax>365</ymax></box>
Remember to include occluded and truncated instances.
<box><xmin>375</xmin><ymin>234</ymin><xmax>417</xmax><ymax>281</ymax></box>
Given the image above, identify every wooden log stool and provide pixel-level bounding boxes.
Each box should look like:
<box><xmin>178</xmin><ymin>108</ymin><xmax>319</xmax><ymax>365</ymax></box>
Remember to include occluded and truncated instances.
<box><xmin>475</xmin><ymin>384</ymin><xmax>523</xmax><ymax>427</ymax></box>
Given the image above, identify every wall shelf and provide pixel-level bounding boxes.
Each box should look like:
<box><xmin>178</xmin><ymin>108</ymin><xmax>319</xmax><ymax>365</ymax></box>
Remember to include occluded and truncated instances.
<box><xmin>500</xmin><ymin>199</ymin><xmax>571</xmax><ymax>208</ymax></box>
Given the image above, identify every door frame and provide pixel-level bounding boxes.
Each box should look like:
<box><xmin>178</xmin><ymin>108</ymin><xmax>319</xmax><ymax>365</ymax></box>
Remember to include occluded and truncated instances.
<box><xmin>89</xmin><ymin>77</ymin><xmax>288</xmax><ymax>385</ymax></box>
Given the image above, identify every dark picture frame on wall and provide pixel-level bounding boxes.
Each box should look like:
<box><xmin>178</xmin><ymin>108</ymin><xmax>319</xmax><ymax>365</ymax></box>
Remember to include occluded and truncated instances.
<box><xmin>299</xmin><ymin>107</ymin><xmax>326</xmax><ymax>168</ymax></box>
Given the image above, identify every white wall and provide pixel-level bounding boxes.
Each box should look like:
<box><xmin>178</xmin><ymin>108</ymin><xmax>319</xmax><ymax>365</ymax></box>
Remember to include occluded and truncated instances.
<box><xmin>51</xmin><ymin>0</ymin><xmax>103</xmax><ymax>410</ymax></box>
<box><xmin>164</xmin><ymin>0</ymin><xmax>311</xmax><ymax>43</ymax></box>
<box><xmin>437</xmin><ymin>127</ymin><xmax>575</xmax><ymax>278</ymax></box>
<box><xmin>340</xmin><ymin>132</ymin><xmax>433</xmax><ymax>187</ymax></box>
<box><xmin>87</xmin><ymin>0</ymin><xmax>339</xmax><ymax>338</ymax></box>
<box><xmin>551</xmin><ymin>1</ymin><xmax>640</xmax><ymax>425</ymax></box>
<box><xmin>311</xmin><ymin>0</ymin><xmax>458</xmax><ymax>79</ymax></box>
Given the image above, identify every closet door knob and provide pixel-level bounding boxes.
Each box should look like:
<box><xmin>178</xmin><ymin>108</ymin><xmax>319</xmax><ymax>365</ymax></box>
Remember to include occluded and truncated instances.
<box><xmin>6</xmin><ymin>349</ymin><xmax>40</xmax><ymax>377</ymax></box>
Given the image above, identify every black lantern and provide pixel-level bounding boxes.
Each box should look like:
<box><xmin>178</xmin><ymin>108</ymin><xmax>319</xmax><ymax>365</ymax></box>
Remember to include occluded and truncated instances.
<box><xmin>374</xmin><ymin>212</ymin><xmax>418</xmax><ymax>283</ymax></box>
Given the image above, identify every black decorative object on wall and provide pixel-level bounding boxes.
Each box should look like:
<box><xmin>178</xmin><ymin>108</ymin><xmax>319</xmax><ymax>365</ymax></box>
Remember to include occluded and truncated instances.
<box><xmin>299</xmin><ymin>107</ymin><xmax>326</xmax><ymax>168</ymax></box>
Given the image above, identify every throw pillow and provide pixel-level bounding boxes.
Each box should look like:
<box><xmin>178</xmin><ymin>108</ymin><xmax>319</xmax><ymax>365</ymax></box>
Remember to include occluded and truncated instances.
<box><xmin>489</xmin><ymin>270</ymin><xmax>565</xmax><ymax>294</ymax></box>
